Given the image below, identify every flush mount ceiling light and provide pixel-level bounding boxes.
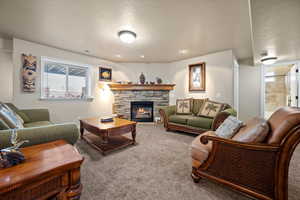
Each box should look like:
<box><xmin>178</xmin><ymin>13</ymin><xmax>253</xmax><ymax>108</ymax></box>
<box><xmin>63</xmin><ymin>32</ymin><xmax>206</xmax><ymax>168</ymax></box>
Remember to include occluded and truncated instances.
<box><xmin>260</xmin><ymin>51</ymin><xmax>278</xmax><ymax>65</ymax></box>
<box><xmin>140</xmin><ymin>55</ymin><xmax>145</xmax><ymax>58</ymax></box>
<box><xmin>118</xmin><ymin>30</ymin><xmax>137</xmax><ymax>44</ymax></box>
<box><xmin>261</xmin><ymin>57</ymin><xmax>278</xmax><ymax>65</ymax></box>
<box><xmin>179</xmin><ymin>49</ymin><xmax>188</xmax><ymax>54</ymax></box>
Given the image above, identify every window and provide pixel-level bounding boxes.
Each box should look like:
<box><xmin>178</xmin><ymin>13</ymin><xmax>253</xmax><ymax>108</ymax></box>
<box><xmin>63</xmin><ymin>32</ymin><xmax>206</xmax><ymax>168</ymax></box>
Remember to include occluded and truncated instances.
<box><xmin>41</xmin><ymin>57</ymin><xmax>91</xmax><ymax>100</ymax></box>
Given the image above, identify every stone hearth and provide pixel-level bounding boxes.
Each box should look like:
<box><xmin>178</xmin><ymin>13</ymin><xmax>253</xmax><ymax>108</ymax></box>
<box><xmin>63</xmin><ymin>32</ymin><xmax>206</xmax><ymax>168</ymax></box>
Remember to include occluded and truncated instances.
<box><xmin>113</xmin><ymin>90</ymin><xmax>170</xmax><ymax>120</ymax></box>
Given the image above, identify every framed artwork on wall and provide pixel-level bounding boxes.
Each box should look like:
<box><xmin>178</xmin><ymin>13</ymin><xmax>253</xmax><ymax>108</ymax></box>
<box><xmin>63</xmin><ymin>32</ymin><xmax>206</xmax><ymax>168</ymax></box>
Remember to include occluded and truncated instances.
<box><xmin>189</xmin><ymin>62</ymin><xmax>206</xmax><ymax>91</ymax></box>
<box><xmin>22</xmin><ymin>54</ymin><xmax>37</xmax><ymax>92</ymax></box>
<box><xmin>99</xmin><ymin>67</ymin><xmax>112</xmax><ymax>81</ymax></box>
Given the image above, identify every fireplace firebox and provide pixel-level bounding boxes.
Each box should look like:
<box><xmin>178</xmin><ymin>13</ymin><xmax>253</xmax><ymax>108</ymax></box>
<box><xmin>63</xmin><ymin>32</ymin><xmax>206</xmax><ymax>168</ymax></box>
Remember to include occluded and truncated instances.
<box><xmin>131</xmin><ymin>101</ymin><xmax>154</xmax><ymax>122</ymax></box>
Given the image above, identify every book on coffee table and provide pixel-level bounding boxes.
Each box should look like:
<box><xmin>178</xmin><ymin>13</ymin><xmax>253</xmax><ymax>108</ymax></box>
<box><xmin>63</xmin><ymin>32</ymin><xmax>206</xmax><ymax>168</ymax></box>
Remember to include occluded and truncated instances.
<box><xmin>100</xmin><ymin>116</ymin><xmax>114</xmax><ymax>123</ymax></box>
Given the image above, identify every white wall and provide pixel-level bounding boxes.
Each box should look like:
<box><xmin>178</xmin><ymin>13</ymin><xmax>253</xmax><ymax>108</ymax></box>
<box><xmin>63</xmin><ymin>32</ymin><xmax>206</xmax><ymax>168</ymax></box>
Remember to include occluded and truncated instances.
<box><xmin>116</xmin><ymin>51</ymin><xmax>236</xmax><ymax>109</ymax></box>
<box><xmin>239</xmin><ymin>65</ymin><xmax>261</xmax><ymax>121</ymax></box>
<box><xmin>9</xmin><ymin>38</ymin><xmax>243</xmax><ymax>123</ymax></box>
<box><xmin>12</xmin><ymin>38</ymin><xmax>116</xmax><ymax>123</ymax></box>
<box><xmin>113</xmin><ymin>63</ymin><xmax>172</xmax><ymax>84</ymax></box>
<box><xmin>167</xmin><ymin>50</ymin><xmax>235</xmax><ymax>107</ymax></box>
<box><xmin>0</xmin><ymin>38</ymin><xmax>13</xmax><ymax>50</ymax></box>
<box><xmin>0</xmin><ymin>38</ymin><xmax>13</xmax><ymax>102</ymax></box>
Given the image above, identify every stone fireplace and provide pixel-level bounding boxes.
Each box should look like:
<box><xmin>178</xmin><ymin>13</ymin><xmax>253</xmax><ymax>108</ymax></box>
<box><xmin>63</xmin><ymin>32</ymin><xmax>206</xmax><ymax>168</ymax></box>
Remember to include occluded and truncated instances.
<box><xmin>109</xmin><ymin>84</ymin><xmax>175</xmax><ymax>121</ymax></box>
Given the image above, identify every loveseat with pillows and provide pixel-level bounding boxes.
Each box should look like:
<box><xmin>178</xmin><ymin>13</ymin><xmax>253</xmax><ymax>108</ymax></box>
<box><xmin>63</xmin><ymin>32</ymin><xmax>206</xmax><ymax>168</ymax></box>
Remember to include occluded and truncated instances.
<box><xmin>0</xmin><ymin>103</ymin><xmax>79</xmax><ymax>149</ymax></box>
<box><xmin>159</xmin><ymin>98</ymin><xmax>236</xmax><ymax>134</ymax></box>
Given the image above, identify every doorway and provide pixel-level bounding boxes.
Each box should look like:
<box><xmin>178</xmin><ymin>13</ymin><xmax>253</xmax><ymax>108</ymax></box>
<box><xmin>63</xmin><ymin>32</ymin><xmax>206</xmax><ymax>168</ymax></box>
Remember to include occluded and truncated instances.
<box><xmin>263</xmin><ymin>63</ymin><xmax>299</xmax><ymax>119</ymax></box>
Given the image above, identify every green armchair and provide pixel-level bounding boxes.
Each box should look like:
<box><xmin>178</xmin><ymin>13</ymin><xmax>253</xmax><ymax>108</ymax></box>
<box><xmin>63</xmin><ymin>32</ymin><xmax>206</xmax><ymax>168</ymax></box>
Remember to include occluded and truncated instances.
<box><xmin>0</xmin><ymin>103</ymin><xmax>79</xmax><ymax>149</ymax></box>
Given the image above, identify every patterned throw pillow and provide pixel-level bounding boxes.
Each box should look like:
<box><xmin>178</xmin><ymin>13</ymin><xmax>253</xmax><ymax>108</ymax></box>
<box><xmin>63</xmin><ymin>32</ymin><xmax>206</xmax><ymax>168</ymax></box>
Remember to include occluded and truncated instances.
<box><xmin>0</xmin><ymin>119</ymin><xmax>9</xmax><ymax>130</ymax></box>
<box><xmin>5</xmin><ymin>103</ymin><xmax>30</xmax><ymax>123</ymax></box>
<box><xmin>0</xmin><ymin>103</ymin><xmax>24</xmax><ymax>129</ymax></box>
<box><xmin>192</xmin><ymin>98</ymin><xmax>208</xmax><ymax>115</ymax></box>
<box><xmin>198</xmin><ymin>100</ymin><xmax>224</xmax><ymax>118</ymax></box>
<box><xmin>215</xmin><ymin>116</ymin><xmax>244</xmax><ymax>139</ymax></box>
<box><xmin>176</xmin><ymin>98</ymin><xmax>192</xmax><ymax>114</ymax></box>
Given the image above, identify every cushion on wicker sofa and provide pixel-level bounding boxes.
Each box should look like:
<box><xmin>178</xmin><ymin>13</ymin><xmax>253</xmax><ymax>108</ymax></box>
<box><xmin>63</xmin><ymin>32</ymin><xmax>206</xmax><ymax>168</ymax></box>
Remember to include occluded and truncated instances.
<box><xmin>215</xmin><ymin>116</ymin><xmax>244</xmax><ymax>139</ymax></box>
<box><xmin>232</xmin><ymin>117</ymin><xmax>269</xmax><ymax>143</ymax></box>
<box><xmin>191</xmin><ymin>131</ymin><xmax>216</xmax><ymax>166</ymax></box>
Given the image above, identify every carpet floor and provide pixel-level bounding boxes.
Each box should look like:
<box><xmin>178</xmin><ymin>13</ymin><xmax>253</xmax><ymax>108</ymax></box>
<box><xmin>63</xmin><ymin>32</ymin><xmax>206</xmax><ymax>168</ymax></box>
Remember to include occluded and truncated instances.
<box><xmin>76</xmin><ymin>124</ymin><xmax>300</xmax><ymax>200</ymax></box>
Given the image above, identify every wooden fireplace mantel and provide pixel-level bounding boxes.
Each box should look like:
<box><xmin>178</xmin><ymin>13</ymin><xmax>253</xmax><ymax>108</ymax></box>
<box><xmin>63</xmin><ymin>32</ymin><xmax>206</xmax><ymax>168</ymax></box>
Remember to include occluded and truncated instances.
<box><xmin>108</xmin><ymin>83</ymin><xmax>175</xmax><ymax>91</ymax></box>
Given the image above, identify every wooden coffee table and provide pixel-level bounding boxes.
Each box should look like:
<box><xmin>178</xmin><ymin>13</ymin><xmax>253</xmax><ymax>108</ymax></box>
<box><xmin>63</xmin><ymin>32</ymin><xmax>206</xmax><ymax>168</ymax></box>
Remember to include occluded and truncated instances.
<box><xmin>80</xmin><ymin>117</ymin><xmax>137</xmax><ymax>155</ymax></box>
<box><xmin>0</xmin><ymin>140</ymin><xmax>84</xmax><ymax>200</ymax></box>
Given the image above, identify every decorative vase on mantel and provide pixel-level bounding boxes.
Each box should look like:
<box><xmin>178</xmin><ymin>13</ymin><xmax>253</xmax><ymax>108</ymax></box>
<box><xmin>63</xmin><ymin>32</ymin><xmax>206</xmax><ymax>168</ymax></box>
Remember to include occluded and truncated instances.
<box><xmin>156</xmin><ymin>77</ymin><xmax>162</xmax><ymax>84</ymax></box>
<box><xmin>139</xmin><ymin>73</ymin><xmax>146</xmax><ymax>84</ymax></box>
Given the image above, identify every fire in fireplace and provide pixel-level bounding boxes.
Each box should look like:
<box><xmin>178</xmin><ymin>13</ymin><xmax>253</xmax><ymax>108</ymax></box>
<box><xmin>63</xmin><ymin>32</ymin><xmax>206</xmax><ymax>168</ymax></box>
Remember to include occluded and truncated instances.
<box><xmin>131</xmin><ymin>101</ymin><xmax>154</xmax><ymax>122</ymax></box>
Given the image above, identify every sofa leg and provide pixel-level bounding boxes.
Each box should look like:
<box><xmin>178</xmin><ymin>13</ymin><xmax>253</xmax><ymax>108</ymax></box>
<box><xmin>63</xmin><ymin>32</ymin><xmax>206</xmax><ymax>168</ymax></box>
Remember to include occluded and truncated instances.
<box><xmin>166</xmin><ymin>126</ymin><xmax>170</xmax><ymax>132</ymax></box>
<box><xmin>191</xmin><ymin>172</ymin><xmax>201</xmax><ymax>183</ymax></box>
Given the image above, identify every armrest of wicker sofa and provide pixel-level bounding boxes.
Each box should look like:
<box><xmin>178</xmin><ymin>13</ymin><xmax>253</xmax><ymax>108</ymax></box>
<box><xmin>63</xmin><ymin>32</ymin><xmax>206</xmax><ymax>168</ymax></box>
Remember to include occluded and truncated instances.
<box><xmin>19</xmin><ymin>108</ymin><xmax>50</xmax><ymax>123</ymax></box>
<box><xmin>0</xmin><ymin>123</ymin><xmax>79</xmax><ymax>149</ymax></box>
<box><xmin>159</xmin><ymin>105</ymin><xmax>176</xmax><ymax>128</ymax></box>
<box><xmin>200</xmin><ymin>135</ymin><xmax>279</xmax><ymax>151</ymax></box>
<box><xmin>211</xmin><ymin>108</ymin><xmax>237</xmax><ymax>130</ymax></box>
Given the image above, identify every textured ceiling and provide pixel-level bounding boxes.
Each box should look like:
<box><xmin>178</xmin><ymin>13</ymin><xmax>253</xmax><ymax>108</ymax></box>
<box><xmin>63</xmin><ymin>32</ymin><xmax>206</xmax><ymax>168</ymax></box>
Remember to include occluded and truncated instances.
<box><xmin>251</xmin><ymin>0</ymin><xmax>300</xmax><ymax>64</ymax></box>
<box><xmin>0</xmin><ymin>0</ymin><xmax>252</xmax><ymax>62</ymax></box>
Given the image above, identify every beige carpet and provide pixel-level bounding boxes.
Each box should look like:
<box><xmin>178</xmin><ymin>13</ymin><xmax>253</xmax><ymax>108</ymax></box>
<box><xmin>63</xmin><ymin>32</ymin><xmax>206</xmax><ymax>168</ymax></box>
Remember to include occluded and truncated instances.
<box><xmin>76</xmin><ymin>124</ymin><xmax>300</xmax><ymax>200</ymax></box>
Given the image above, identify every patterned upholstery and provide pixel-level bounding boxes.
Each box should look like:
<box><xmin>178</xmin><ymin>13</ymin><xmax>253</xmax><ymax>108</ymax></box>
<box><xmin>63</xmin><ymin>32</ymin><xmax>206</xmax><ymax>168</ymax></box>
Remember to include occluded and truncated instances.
<box><xmin>192</xmin><ymin>99</ymin><xmax>207</xmax><ymax>115</ymax></box>
<box><xmin>0</xmin><ymin>103</ymin><xmax>24</xmax><ymax>129</ymax></box>
<box><xmin>176</xmin><ymin>98</ymin><xmax>192</xmax><ymax>114</ymax></box>
<box><xmin>0</xmin><ymin>119</ymin><xmax>9</xmax><ymax>130</ymax></box>
<box><xmin>198</xmin><ymin>100</ymin><xmax>224</xmax><ymax>118</ymax></box>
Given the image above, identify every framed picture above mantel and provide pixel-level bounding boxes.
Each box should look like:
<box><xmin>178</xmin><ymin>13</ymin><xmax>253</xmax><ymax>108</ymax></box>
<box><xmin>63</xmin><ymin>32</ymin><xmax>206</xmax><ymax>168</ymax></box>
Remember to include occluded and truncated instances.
<box><xmin>99</xmin><ymin>67</ymin><xmax>112</xmax><ymax>81</ymax></box>
<box><xmin>188</xmin><ymin>62</ymin><xmax>206</xmax><ymax>91</ymax></box>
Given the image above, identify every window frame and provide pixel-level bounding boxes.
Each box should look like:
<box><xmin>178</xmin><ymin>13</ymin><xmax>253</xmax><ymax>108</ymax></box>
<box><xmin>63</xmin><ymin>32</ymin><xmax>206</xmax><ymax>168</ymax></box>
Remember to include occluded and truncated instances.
<box><xmin>40</xmin><ymin>56</ymin><xmax>93</xmax><ymax>101</ymax></box>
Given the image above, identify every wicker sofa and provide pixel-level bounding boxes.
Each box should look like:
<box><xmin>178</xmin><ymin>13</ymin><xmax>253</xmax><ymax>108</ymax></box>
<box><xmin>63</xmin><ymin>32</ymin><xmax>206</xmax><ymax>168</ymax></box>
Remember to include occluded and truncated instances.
<box><xmin>159</xmin><ymin>99</ymin><xmax>236</xmax><ymax>135</ymax></box>
<box><xmin>0</xmin><ymin>103</ymin><xmax>79</xmax><ymax>149</ymax></box>
<box><xmin>191</xmin><ymin>107</ymin><xmax>300</xmax><ymax>200</ymax></box>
